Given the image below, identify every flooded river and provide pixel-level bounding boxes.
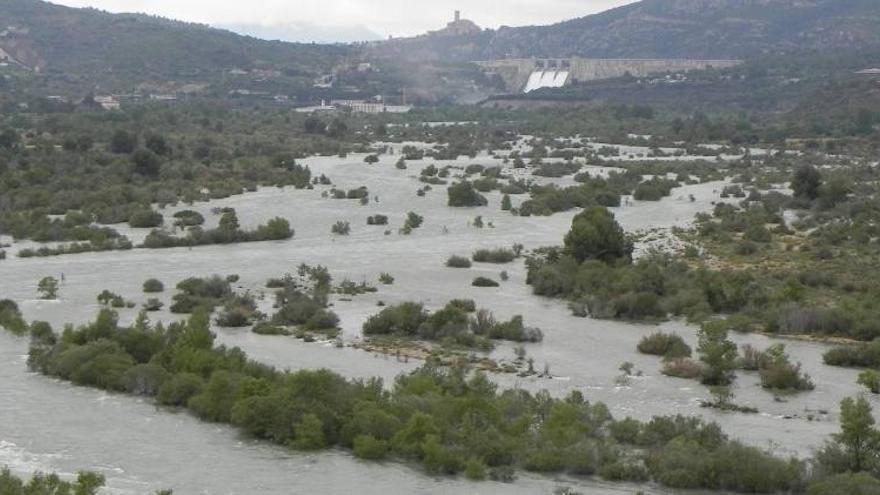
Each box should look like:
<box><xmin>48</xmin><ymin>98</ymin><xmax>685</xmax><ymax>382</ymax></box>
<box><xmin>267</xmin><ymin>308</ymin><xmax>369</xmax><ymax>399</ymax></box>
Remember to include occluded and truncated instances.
<box><xmin>0</xmin><ymin>147</ymin><xmax>869</xmax><ymax>492</ymax></box>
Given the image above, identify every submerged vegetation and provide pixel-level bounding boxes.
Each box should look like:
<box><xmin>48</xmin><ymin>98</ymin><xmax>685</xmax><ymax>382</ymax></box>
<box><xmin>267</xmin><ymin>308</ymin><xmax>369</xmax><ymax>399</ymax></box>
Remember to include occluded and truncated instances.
<box><xmin>2</xmin><ymin>305</ymin><xmax>876</xmax><ymax>492</ymax></box>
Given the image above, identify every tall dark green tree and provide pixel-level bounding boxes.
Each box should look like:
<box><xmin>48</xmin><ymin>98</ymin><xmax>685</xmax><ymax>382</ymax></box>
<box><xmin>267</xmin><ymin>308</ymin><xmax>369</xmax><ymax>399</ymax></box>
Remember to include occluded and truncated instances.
<box><xmin>837</xmin><ymin>396</ymin><xmax>880</xmax><ymax>473</ymax></box>
<box><xmin>564</xmin><ymin>207</ymin><xmax>632</xmax><ymax>264</ymax></box>
<box><xmin>792</xmin><ymin>164</ymin><xmax>822</xmax><ymax>201</ymax></box>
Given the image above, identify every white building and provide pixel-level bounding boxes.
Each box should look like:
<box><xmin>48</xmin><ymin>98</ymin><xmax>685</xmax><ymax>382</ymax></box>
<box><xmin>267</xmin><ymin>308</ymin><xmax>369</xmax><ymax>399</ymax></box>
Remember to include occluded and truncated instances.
<box><xmin>94</xmin><ymin>95</ymin><xmax>120</xmax><ymax>111</ymax></box>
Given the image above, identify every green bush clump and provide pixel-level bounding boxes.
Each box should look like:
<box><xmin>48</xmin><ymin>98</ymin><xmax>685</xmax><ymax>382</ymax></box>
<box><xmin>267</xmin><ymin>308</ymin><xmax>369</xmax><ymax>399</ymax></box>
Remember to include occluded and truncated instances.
<box><xmin>367</xmin><ymin>215</ymin><xmax>389</xmax><ymax>225</ymax></box>
<box><xmin>633</xmin><ymin>177</ymin><xmax>678</xmax><ymax>201</ymax></box>
<box><xmin>472</xmin><ymin>248</ymin><xmax>516</xmax><ymax>264</ymax></box>
<box><xmin>271</xmin><ymin>288</ymin><xmax>340</xmax><ymax>333</ymax></box>
<box><xmin>170</xmin><ymin>275</ymin><xmax>232</xmax><ymax>313</ymax></box>
<box><xmin>446</xmin><ymin>255</ymin><xmax>472</xmax><ymax>268</ymax></box>
<box><xmin>532</xmin><ymin>162</ymin><xmax>582</xmax><ymax>178</ymax></box>
<box><xmin>447</xmin><ymin>181</ymin><xmax>488</xmax><ymax>207</ymax></box>
<box><xmin>0</xmin><ymin>468</ymin><xmax>106</xmax><ymax>495</ymax></box>
<box><xmin>756</xmin><ymin>345</ymin><xmax>814</xmax><ymax>391</ymax></box>
<box><xmin>472</xmin><ymin>277</ymin><xmax>500</xmax><ymax>288</ymax></box>
<box><xmin>824</xmin><ymin>341</ymin><xmax>880</xmax><ymax>368</ymax></box>
<box><xmin>363</xmin><ymin>302</ymin><xmax>427</xmax><ymax>336</ymax></box>
<box><xmin>143</xmin><ymin>278</ymin><xmax>164</xmax><ymax>293</ymax></box>
<box><xmin>637</xmin><ymin>333</ymin><xmax>692</xmax><ymax>359</ymax></box>
<box><xmin>252</xmin><ymin>322</ymin><xmax>290</xmax><ymax>336</ymax></box>
<box><xmin>172</xmin><ymin>210</ymin><xmax>205</xmax><ymax>227</ymax></box>
<box><xmin>128</xmin><ymin>208</ymin><xmax>164</xmax><ymax>228</ymax></box>
<box><xmin>448</xmin><ymin>299</ymin><xmax>476</xmax><ymax>312</ymax></box>
<box><xmin>0</xmin><ymin>299</ymin><xmax>28</xmax><ymax>335</ymax></box>
<box><xmin>331</xmin><ymin>221</ymin><xmax>351</xmax><ymax>235</ymax></box>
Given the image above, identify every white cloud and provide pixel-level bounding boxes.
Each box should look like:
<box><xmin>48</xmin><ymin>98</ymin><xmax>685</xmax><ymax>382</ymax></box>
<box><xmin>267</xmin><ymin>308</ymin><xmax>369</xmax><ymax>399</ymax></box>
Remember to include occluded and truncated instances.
<box><xmin>51</xmin><ymin>0</ymin><xmax>637</xmax><ymax>39</ymax></box>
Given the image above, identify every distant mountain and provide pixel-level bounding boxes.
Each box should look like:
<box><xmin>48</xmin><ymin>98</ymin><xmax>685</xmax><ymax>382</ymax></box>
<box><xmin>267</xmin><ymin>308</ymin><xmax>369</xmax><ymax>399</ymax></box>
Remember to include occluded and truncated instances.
<box><xmin>371</xmin><ymin>0</ymin><xmax>880</xmax><ymax>62</ymax></box>
<box><xmin>0</xmin><ymin>0</ymin><xmax>351</xmax><ymax>92</ymax></box>
<box><xmin>218</xmin><ymin>22</ymin><xmax>382</xmax><ymax>44</ymax></box>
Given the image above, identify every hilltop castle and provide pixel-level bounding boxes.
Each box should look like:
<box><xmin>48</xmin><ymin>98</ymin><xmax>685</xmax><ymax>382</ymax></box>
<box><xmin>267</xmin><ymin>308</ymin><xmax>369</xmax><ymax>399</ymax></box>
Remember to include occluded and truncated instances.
<box><xmin>431</xmin><ymin>11</ymin><xmax>481</xmax><ymax>37</ymax></box>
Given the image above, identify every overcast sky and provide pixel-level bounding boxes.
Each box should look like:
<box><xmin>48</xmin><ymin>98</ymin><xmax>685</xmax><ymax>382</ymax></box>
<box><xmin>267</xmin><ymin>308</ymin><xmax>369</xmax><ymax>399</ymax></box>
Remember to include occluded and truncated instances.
<box><xmin>52</xmin><ymin>0</ymin><xmax>637</xmax><ymax>42</ymax></box>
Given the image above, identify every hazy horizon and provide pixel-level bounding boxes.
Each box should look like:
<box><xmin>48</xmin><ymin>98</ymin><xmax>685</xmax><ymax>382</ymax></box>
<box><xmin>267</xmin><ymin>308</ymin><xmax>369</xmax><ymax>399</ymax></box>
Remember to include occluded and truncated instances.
<box><xmin>50</xmin><ymin>0</ymin><xmax>638</xmax><ymax>42</ymax></box>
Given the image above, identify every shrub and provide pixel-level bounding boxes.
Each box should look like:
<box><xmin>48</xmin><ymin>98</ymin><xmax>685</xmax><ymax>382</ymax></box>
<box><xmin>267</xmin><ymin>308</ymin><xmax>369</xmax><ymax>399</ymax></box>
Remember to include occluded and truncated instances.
<box><xmin>353</xmin><ymin>435</ymin><xmax>389</xmax><ymax>460</ymax></box>
<box><xmin>331</xmin><ymin>221</ymin><xmax>351</xmax><ymax>235</ymax></box>
<box><xmin>807</xmin><ymin>473</ymin><xmax>880</xmax><ymax>495</ymax></box>
<box><xmin>858</xmin><ymin>370</ymin><xmax>880</xmax><ymax>394</ymax></box>
<box><xmin>464</xmin><ymin>458</ymin><xmax>487</xmax><ymax>480</ymax></box>
<box><xmin>378</xmin><ymin>273</ymin><xmax>394</xmax><ymax>285</ymax></box>
<box><xmin>472</xmin><ymin>248</ymin><xmax>516</xmax><ymax>263</ymax></box>
<box><xmin>363</xmin><ymin>303</ymin><xmax>427</xmax><ymax>336</ymax></box>
<box><xmin>143</xmin><ymin>298</ymin><xmax>164</xmax><ymax>312</ymax></box>
<box><xmin>252</xmin><ymin>322</ymin><xmax>289</xmax><ymax>336</ymax></box>
<box><xmin>128</xmin><ymin>209</ymin><xmax>164</xmax><ymax>228</ymax></box>
<box><xmin>446</xmin><ymin>255</ymin><xmax>472</xmax><ymax>268</ymax></box>
<box><xmin>564</xmin><ymin>207</ymin><xmax>632</xmax><ymax>264</ymax></box>
<box><xmin>472</xmin><ymin>277</ymin><xmax>500</xmax><ymax>288</ymax></box>
<box><xmin>172</xmin><ymin>210</ymin><xmax>205</xmax><ymax>227</ymax></box>
<box><xmin>367</xmin><ymin>215</ymin><xmax>389</xmax><ymax>226</ymax></box>
<box><xmin>662</xmin><ymin>359</ymin><xmax>705</xmax><ymax>379</ymax></box>
<box><xmin>637</xmin><ymin>333</ymin><xmax>692</xmax><ymax>359</ymax></box>
<box><xmin>448</xmin><ymin>181</ymin><xmax>488</xmax><ymax>207</ymax></box>
<box><xmin>404</xmin><ymin>212</ymin><xmax>423</xmax><ymax>230</ymax></box>
<box><xmin>757</xmin><ymin>345</ymin><xmax>814</xmax><ymax>391</ymax></box>
<box><xmin>823</xmin><ymin>343</ymin><xmax>880</xmax><ymax>368</ymax></box>
<box><xmin>448</xmin><ymin>299</ymin><xmax>476</xmax><ymax>312</ymax></box>
<box><xmin>143</xmin><ymin>278</ymin><xmax>164</xmax><ymax>293</ymax></box>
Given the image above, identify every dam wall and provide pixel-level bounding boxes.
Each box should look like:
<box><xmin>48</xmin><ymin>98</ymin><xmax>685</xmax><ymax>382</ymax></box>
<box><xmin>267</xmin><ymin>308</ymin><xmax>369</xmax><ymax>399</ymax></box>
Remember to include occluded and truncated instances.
<box><xmin>476</xmin><ymin>57</ymin><xmax>742</xmax><ymax>93</ymax></box>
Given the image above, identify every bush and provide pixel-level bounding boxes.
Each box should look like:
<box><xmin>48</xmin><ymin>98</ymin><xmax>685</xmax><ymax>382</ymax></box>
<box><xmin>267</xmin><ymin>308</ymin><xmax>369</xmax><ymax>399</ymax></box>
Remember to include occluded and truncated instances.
<box><xmin>448</xmin><ymin>181</ymin><xmax>488</xmax><ymax>207</ymax></box>
<box><xmin>331</xmin><ymin>221</ymin><xmax>351</xmax><ymax>235</ymax></box>
<box><xmin>662</xmin><ymin>359</ymin><xmax>705</xmax><ymax>379</ymax></box>
<box><xmin>367</xmin><ymin>215</ymin><xmax>389</xmax><ymax>226</ymax></box>
<box><xmin>858</xmin><ymin>370</ymin><xmax>880</xmax><ymax>394</ymax></box>
<box><xmin>472</xmin><ymin>277</ymin><xmax>500</xmax><ymax>288</ymax></box>
<box><xmin>128</xmin><ymin>209</ymin><xmax>163</xmax><ymax>228</ymax></box>
<box><xmin>172</xmin><ymin>210</ymin><xmax>205</xmax><ymax>227</ymax></box>
<box><xmin>363</xmin><ymin>303</ymin><xmax>427</xmax><ymax>336</ymax></box>
<box><xmin>252</xmin><ymin>322</ymin><xmax>289</xmax><ymax>335</ymax></box>
<box><xmin>472</xmin><ymin>248</ymin><xmax>516</xmax><ymax>264</ymax></box>
<box><xmin>757</xmin><ymin>345</ymin><xmax>814</xmax><ymax>391</ymax></box>
<box><xmin>808</xmin><ymin>473</ymin><xmax>880</xmax><ymax>495</ymax></box>
<box><xmin>143</xmin><ymin>298</ymin><xmax>164</xmax><ymax>312</ymax></box>
<box><xmin>448</xmin><ymin>299</ymin><xmax>476</xmax><ymax>312</ymax></box>
<box><xmin>464</xmin><ymin>458</ymin><xmax>487</xmax><ymax>480</ymax></box>
<box><xmin>353</xmin><ymin>435</ymin><xmax>389</xmax><ymax>460</ymax></box>
<box><xmin>143</xmin><ymin>278</ymin><xmax>164</xmax><ymax>293</ymax></box>
<box><xmin>446</xmin><ymin>255</ymin><xmax>472</xmax><ymax>268</ymax></box>
<box><xmin>564</xmin><ymin>207</ymin><xmax>632</xmax><ymax>264</ymax></box>
<box><xmin>638</xmin><ymin>333</ymin><xmax>692</xmax><ymax>359</ymax></box>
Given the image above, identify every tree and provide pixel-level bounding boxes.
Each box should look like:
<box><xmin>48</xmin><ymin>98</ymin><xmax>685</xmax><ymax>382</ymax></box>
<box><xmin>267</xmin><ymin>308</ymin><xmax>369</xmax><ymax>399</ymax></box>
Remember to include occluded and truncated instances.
<box><xmin>327</xmin><ymin>118</ymin><xmax>348</xmax><ymax>139</ymax></box>
<box><xmin>808</xmin><ymin>473</ymin><xmax>880</xmax><ymax>495</ymax></box>
<box><xmin>564</xmin><ymin>207</ymin><xmax>632</xmax><ymax>264</ymax></box>
<box><xmin>447</xmin><ymin>181</ymin><xmax>488</xmax><ymax>207</ymax></box>
<box><xmin>145</xmin><ymin>134</ymin><xmax>170</xmax><ymax>156</ymax></box>
<box><xmin>218</xmin><ymin>210</ymin><xmax>240</xmax><ymax>232</ymax></box>
<box><xmin>697</xmin><ymin>321</ymin><xmax>738</xmax><ymax>385</ymax></box>
<box><xmin>0</xmin><ymin>129</ymin><xmax>20</xmax><ymax>149</ymax></box>
<box><xmin>836</xmin><ymin>396</ymin><xmax>880</xmax><ymax>472</ymax></box>
<box><xmin>110</xmin><ymin>130</ymin><xmax>137</xmax><ymax>154</ymax></box>
<box><xmin>303</xmin><ymin>116</ymin><xmax>325</xmax><ymax>134</ymax></box>
<box><xmin>501</xmin><ymin>194</ymin><xmax>512</xmax><ymax>211</ymax></box>
<box><xmin>859</xmin><ymin>370</ymin><xmax>880</xmax><ymax>394</ymax></box>
<box><xmin>38</xmin><ymin>276</ymin><xmax>60</xmax><ymax>300</ymax></box>
<box><xmin>792</xmin><ymin>165</ymin><xmax>822</xmax><ymax>201</ymax></box>
<box><xmin>133</xmin><ymin>149</ymin><xmax>162</xmax><ymax>177</ymax></box>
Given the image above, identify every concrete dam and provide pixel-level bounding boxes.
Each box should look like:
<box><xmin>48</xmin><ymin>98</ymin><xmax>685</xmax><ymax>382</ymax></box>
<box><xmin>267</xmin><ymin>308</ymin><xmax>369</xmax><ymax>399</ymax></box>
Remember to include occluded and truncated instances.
<box><xmin>475</xmin><ymin>57</ymin><xmax>742</xmax><ymax>93</ymax></box>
